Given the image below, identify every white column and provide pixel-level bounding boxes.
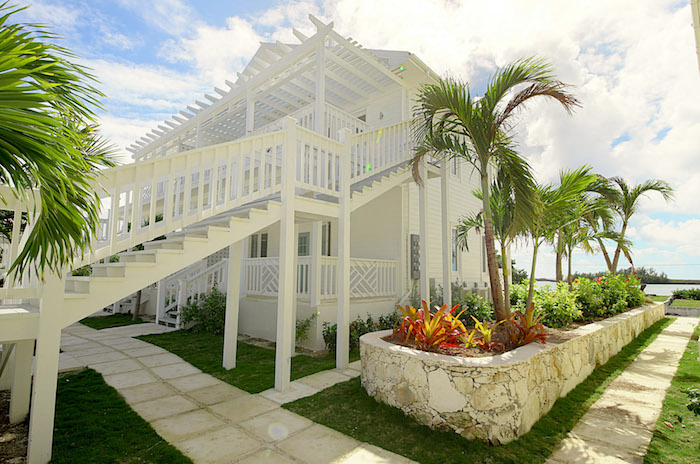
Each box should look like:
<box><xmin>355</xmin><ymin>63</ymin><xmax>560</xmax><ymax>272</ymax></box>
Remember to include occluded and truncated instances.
<box><xmin>314</xmin><ymin>42</ymin><xmax>326</xmax><ymax>134</ymax></box>
<box><xmin>418</xmin><ymin>161</ymin><xmax>430</xmax><ymax>301</ymax></box>
<box><xmin>310</xmin><ymin>221</ymin><xmax>322</xmax><ymax>308</ymax></box>
<box><xmin>291</xmin><ymin>223</ymin><xmax>299</xmax><ymax>354</ymax></box>
<box><xmin>336</xmin><ymin>128</ymin><xmax>352</xmax><ymax>368</ymax></box>
<box><xmin>9</xmin><ymin>339</ymin><xmax>33</xmax><ymax>424</ymax></box>
<box><xmin>223</xmin><ymin>242</ymin><xmax>242</xmax><ymax>369</ymax></box>
<box><xmin>246</xmin><ymin>92</ymin><xmax>255</xmax><ymax>134</ymax></box>
<box><xmin>26</xmin><ymin>276</ymin><xmax>64</xmax><ymax>464</ymax></box>
<box><xmin>274</xmin><ymin>117</ymin><xmax>297</xmax><ymax>391</ymax></box>
<box><xmin>441</xmin><ymin>160</ymin><xmax>451</xmax><ymax>306</ymax></box>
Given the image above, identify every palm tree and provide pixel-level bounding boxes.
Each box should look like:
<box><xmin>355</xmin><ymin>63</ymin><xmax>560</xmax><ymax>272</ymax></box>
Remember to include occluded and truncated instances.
<box><xmin>412</xmin><ymin>57</ymin><xmax>579</xmax><ymax>322</ymax></box>
<box><xmin>0</xmin><ymin>3</ymin><xmax>116</xmax><ymax>279</ymax></box>
<box><xmin>603</xmin><ymin>177</ymin><xmax>674</xmax><ymax>274</ymax></box>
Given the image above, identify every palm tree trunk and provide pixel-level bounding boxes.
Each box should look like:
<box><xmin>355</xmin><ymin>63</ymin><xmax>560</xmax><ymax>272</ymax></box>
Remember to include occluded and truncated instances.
<box><xmin>481</xmin><ymin>173</ymin><xmax>507</xmax><ymax>321</ymax></box>
<box><xmin>501</xmin><ymin>241</ymin><xmax>511</xmax><ymax>314</ymax></box>
<box><xmin>611</xmin><ymin>221</ymin><xmax>628</xmax><ymax>274</ymax></box>
<box><xmin>526</xmin><ymin>242</ymin><xmax>539</xmax><ymax>312</ymax></box>
<box><xmin>567</xmin><ymin>244</ymin><xmax>573</xmax><ymax>291</ymax></box>
<box><xmin>597</xmin><ymin>237</ymin><xmax>613</xmax><ymax>272</ymax></box>
<box><xmin>555</xmin><ymin>232</ymin><xmax>563</xmax><ymax>282</ymax></box>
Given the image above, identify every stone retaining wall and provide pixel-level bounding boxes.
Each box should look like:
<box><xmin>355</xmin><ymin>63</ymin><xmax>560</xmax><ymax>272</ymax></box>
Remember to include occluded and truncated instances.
<box><xmin>360</xmin><ymin>302</ymin><xmax>664</xmax><ymax>444</ymax></box>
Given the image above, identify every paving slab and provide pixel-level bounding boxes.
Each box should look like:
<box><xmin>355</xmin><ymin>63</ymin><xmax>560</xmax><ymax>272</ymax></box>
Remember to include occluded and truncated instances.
<box><xmin>276</xmin><ymin>423</ymin><xmax>359</xmax><ymax>464</ymax></box>
<box><xmin>151</xmin><ymin>409</ymin><xmax>227</xmax><ymax>442</ymax></box>
<box><xmin>151</xmin><ymin>362</ymin><xmax>202</xmax><ymax>380</ymax></box>
<box><xmin>62</xmin><ymin>345</ymin><xmax>114</xmax><ymax>357</ymax></box>
<box><xmin>59</xmin><ymin>341</ymin><xmax>103</xmax><ymax>353</ymax></box>
<box><xmin>296</xmin><ymin>370</ymin><xmax>351</xmax><ymax>390</ymax></box>
<box><xmin>122</xmin><ymin>345</ymin><xmax>168</xmax><ymax>357</ymax></box>
<box><xmin>175</xmin><ymin>425</ymin><xmax>263</xmax><ymax>464</ymax></box>
<box><xmin>347</xmin><ymin>360</ymin><xmax>361</xmax><ymax>371</ymax></box>
<box><xmin>186</xmin><ymin>382</ymin><xmax>247</xmax><ymax>405</ymax></box>
<box><xmin>90</xmin><ymin>358</ymin><xmax>143</xmax><ymax>375</ymax></box>
<box><xmin>130</xmin><ymin>395</ymin><xmax>199</xmax><ymax>421</ymax></box>
<box><xmin>119</xmin><ymin>381</ymin><xmax>179</xmax><ymax>405</ymax></box>
<box><xmin>259</xmin><ymin>381</ymin><xmax>319</xmax><ymax>405</ymax></box>
<box><xmin>549</xmin><ymin>435</ymin><xmax>642</xmax><ymax>464</ymax></box>
<box><xmin>138</xmin><ymin>352</ymin><xmax>185</xmax><ymax>368</ymax></box>
<box><xmin>334</xmin><ymin>443</ymin><xmax>415</xmax><ymax>464</ymax></box>
<box><xmin>103</xmin><ymin>369</ymin><xmax>158</xmax><ymax>389</ymax></box>
<box><xmin>75</xmin><ymin>351</ymin><xmax>128</xmax><ymax>365</ymax></box>
<box><xmin>569</xmin><ymin>413</ymin><xmax>653</xmax><ymax>450</ymax></box>
<box><xmin>234</xmin><ymin>448</ymin><xmax>297</xmax><ymax>464</ymax></box>
<box><xmin>238</xmin><ymin>408</ymin><xmax>313</xmax><ymax>442</ymax></box>
<box><xmin>334</xmin><ymin>368</ymin><xmax>360</xmax><ymax>379</ymax></box>
<box><xmin>210</xmin><ymin>395</ymin><xmax>279</xmax><ymax>423</ymax></box>
<box><xmin>167</xmin><ymin>373</ymin><xmax>223</xmax><ymax>392</ymax></box>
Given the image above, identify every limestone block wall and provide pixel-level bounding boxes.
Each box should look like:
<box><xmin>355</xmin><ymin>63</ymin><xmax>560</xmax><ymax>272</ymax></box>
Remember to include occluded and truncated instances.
<box><xmin>360</xmin><ymin>302</ymin><xmax>664</xmax><ymax>444</ymax></box>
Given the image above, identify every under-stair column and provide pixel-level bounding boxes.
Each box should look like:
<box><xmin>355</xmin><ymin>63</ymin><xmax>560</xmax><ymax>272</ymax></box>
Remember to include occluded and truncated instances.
<box><xmin>441</xmin><ymin>160</ymin><xmax>451</xmax><ymax>306</ymax></box>
<box><xmin>26</xmin><ymin>275</ymin><xmax>65</xmax><ymax>464</ymax></box>
<box><xmin>314</xmin><ymin>42</ymin><xmax>325</xmax><ymax>134</ymax></box>
<box><xmin>291</xmin><ymin>223</ymin><xmax>299</xmax><ymax>354</ymax></box>
<box><xmin>223</xmin><ymin>241</ymin><xmax>242</xmax><ymax>369</ymax></box>
<box><xmin>9</xmin><ymin>339</ymin><xmax>33</xmax><ymax>424</ymax></box>
<box><xmin>275</xmin><ymin>117</ymin><xmax>298</xmax><ymax>391</ymax></box>
<box><xmin>418</xmin><ymin>161</ymin><xmax>430</xmax><ymax>301</ymax></box>
<box><xmin>310</xmin><ymin>221</ymin><xmax>322</xmax><ymax>308</ymax></box>
<box><xmin>336</xmin><ymin>128</ymin><xmax>352</xmax><ymax>369</ymax></box>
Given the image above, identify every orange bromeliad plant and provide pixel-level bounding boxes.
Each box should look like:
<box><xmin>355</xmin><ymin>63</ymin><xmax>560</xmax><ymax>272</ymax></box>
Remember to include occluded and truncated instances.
<box><xmin>511</xmin><ymin>302</ymin><xmax>547</xmax><ymax>347</ymax></box>
<box><xmin>395</xmin><ymin>300</ymin><xmax>468</xmax><ymax>351</ymax></box>
<box><xmin>471</xmin><ymin>316</ymin><xmax>506</xmax><ymax>351</ymax></box>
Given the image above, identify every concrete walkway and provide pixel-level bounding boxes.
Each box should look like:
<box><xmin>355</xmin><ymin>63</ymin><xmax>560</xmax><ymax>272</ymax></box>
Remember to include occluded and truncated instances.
<box><xmin>547</xmin><ymin>316</ymin><xmax>698</xmax><ymax>464</ymax></box>
<box><xmin>61</xmin><ymin>322</ymin><xmax>415</xmax><ymax>464</ymax></box>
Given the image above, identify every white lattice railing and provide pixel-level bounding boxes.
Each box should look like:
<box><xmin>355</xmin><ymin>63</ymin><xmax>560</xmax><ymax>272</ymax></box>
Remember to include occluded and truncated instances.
<box><xmin>243</xmin><ymin>256</ymin><xmax>397</xmax><ymax>300</ymax></box>
<box><xmin>253</xmin><ymin>102</ymin><xmax>368</xmax><ymax>141</ymax></box>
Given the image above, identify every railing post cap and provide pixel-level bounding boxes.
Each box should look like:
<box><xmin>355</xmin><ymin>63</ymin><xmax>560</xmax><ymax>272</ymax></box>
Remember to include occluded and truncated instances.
<box><xmin>337</xmin><ymin>127</ymin><xmax>352</xmax><ymax>143</ymax></box>
<box><xmin>284</xmin><ymin>116</ymin><xmax>298</xmax><ymax>128</ymax></box>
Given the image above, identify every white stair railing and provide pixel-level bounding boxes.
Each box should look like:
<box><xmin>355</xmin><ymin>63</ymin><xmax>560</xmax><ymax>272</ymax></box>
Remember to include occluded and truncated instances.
<box><xmin>350</xmin><ymin>120</ymin><xmax>413</xmax><ymax>183</ymax></box>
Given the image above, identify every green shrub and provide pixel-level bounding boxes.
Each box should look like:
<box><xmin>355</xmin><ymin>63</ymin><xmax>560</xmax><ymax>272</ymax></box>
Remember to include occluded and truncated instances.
<box><xmin>673</xmin><ymin>289</ymin><xmax>700</xmax><ymax>300</ymax></box>
<box><xmin>511</xmin><ymin>282</ymin><xmax>580</xmax><ymax>328</ymax></box>
<box><xmin>572</xmin><ymin>277</ymin><xmax>605</xmax><ymax>318</ymax></box>
<box><xmin>296</xmin><ymin>313</ymin><xmax>317</xmax><ymax>343</ymax></box>
<box><xmin>179</xmin><ymin>286</ymin><xmax>226</xmax><ymax>335</ymax></box>
<box><xmin>322</xmin><ymin>311</ymin><xmax>400</xmax><ymax>352</ymax></box>
<box><xmin>455</xmin><ymin>291</ymin><xmax>493</xmax><ymax>322</ymax></box>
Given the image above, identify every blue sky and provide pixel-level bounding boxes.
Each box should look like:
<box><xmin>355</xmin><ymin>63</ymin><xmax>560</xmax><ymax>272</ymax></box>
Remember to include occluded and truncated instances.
<box><xmin>15</xmin><ymin>0</ymin><xmax>700</xmax><ymax>280</ymax></box>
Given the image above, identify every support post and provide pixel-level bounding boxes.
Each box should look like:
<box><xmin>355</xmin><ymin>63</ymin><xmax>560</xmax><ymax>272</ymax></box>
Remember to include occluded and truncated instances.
<box><xmin>291</xmin><ymin>223</ymin><xmax>299</xmax><ymax>354</ymax></box>
<box><xmin>441</xmin><ymin>160</ymin><xmax>451</xmax><ymax>306</ymax></box>
<box><xmin>9</xmin><ymin>339</ymin><xmax>33</xmax><ymax>424</ymax></box>
<box><xmin>274</xmin><ymin>117</ymin><xmax>297</xmax><ymax>391</ymax></box>
<box><xmin>26</xmin><ymin>276</ymin><xmax>64</xmax><ymax>464</ymax></box>
<box><xmin>223</xmin><ymin>242</ymin><xmax>242</xmax><ymax>369</ymax></box>
<box><xmin>336</xmin><ymin>128</ymin><xmax>352</xmax><ymax>369</ymax></box>
<box><xmin>314</xmin><ymin>42</ymin><xmax>326</xmax><ymax>134</ymax></box>
<box><xmin>246</xmin><ymin>92</ymin><xmax>255</xmax><ymax>134</ymax></box>
<box><xmin>418</xmin><ymin>161</ymin><xmax>430</xmax><ymax>301</ymax></box>
<box><xmin>310</xmin><ymin>221</ymin><xmax>322</xmax><ymax>308</ymax></box>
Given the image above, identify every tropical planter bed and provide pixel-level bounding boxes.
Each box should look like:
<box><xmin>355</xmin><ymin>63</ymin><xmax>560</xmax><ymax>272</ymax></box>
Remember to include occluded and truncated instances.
<box><xmin>360</xmin><ymin>301</ymin><xmax>664</xmax><ymax>445</ymax></box>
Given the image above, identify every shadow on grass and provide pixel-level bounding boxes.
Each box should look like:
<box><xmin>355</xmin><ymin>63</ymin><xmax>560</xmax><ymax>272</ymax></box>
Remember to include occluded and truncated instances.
<box><xmin>284</xmin><ymin>318</ymin><xmax>674</xmax><ymax>464</ymax></box>
<box><xmin>52</xmin><ymin>369</ymin><xmax>191</xmax><ymax>464</ymax></box>
<box><xmin>80</xmin><ymin>313</ymin><xmax>146</xmax><ymax>330</ymax></box>
<box><xmin>137</xmin><ymin>330</ymin><xmax>359</xmax><ymax>393</ymax></box>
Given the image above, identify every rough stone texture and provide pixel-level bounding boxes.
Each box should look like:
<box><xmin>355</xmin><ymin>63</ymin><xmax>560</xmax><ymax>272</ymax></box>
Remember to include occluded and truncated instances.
<box><xmin>360</xmin><ymin>302</ymin><xmax>664</xmax><ymax>445</ymax></box>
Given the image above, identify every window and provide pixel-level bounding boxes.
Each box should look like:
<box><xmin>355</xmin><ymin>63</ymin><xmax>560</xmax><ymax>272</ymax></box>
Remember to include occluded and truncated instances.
<box><xmin>450</xmin><ymin>157</ymin><xmax>458</xmax><ymax>176</ymax></box>
<box><xmin>482</xmin><ymin>236</ymin><xmax>487</xmax><ymax>273</ymax></box>
<box><xmin>298</xmin><ymin>232</ymin><xmax>310</xmax><ymax>256</ymax></box>
<box><xmin>260</xmin><ymin>233</ymin><xmax>268</xmax><ymax>258</ymax></box>
<box><xmin>452</xmin><ymin>228</ymin><xmax>458</xmax><ymax>272</ymax></box>
<box><xmin>250</xmin><ymin>234</ymin><xmax>258</xmax><ymax>258</ymax></box>
<box><xmin>321</xmin><ymin>222</ymin><xmax>331</xmax><ymax>256</ymax></box>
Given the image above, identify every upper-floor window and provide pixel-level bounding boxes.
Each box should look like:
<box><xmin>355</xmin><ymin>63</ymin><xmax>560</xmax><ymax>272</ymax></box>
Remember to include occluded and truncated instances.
<box><xmin>321</xmin><ymin>223</ymin><xmax>331</xmax><ymax>256</ymax></box>
<box><xmin>452</xmin><ymin>228</ymin><xmax>458</xmax><ymax>272</ymax></box>
<box><xmin>250</xmin><ymin>234</ymin><xmax>258</xmax><ymax>258</ymax></box>
<box><xmin>249</xmin><ymin>233</ymin><xmax>268</xmax><ymax>258</ymax></box>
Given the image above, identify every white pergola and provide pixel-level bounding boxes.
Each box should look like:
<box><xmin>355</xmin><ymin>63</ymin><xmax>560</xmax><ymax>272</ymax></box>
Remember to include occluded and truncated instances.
<box><xmin>128</xmin><ymin>15</ymin><xmax>405</xmax><ymax>161</ymax></box>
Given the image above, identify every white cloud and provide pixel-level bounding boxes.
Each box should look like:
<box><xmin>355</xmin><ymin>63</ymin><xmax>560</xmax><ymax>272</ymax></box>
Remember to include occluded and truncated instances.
<box><xmin>117</xmin><ymin>0</ymin><xmax>196</xmax><ymax>36</ymax></box>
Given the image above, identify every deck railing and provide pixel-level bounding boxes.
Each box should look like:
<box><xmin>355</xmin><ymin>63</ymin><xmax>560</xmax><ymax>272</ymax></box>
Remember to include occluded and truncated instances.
<box><xmin>243</xmin><ymin>256</ymin><xmax>398</xmax><ymax>301</ymax></box>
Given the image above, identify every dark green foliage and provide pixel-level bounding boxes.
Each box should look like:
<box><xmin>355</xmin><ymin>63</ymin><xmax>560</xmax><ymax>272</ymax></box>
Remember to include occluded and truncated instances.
<box><xmin>686</xmin><ymin>388</ymin><xmax>700</xmax><ymax>416</ymax></box>
<box><xmin>52</xmin><ymin>369</ymin><xmax>191</xmax><ymax>464</ymax></box>
<box><xmin>512</xmin><ymin>266</ymin><xmax>528</xmax><ymax>285</ymax></box>
<box><xmin>79</xmin><ymin>313</ymin><xmax>145</xmax><ymax>330</ymax></box>
<box><xmin>322</xmin><ymin>312</ymin><xmax>399</xmax><ymax>352</ymax></box>
<box><xmin>179</xmin><ymin>286</ymin><xmax>226</xmax><ymax>335</ymax></box>
<box><xmin>573</xmin><ymin>267</ymin><xmax>670</xmax><ymax>284</ymax></box>
<box><xmin>511</xmin><ymin>282</ymin><xmax>580</xmax><ymax>328</ymax></box>
<box><xmin>138</xmin><ymin>330</ymin><xmax>359</xmax><ymax>393</ymax></box>
<box><xmin>645</xmin><ymin>323</ymin><xmax>700</xmax><ymax>463</ymax></box>
<box><xmin>430</xmin><ymin>281</ymin><xmax>494</xmax><ymax>321</ymax></box>
<box><xmin>285</xmin><ymin>319</ymin><xmax>672</xmax><ymax>464</ymax></box>
<box><xmin>296</xmin><ymin>313</ymin><xmax>317</xmax><ymax>343</ymax></box>
<box><xmin>672</xmin><ymin>289</ymin><xmax>700</xmax><ymax>300</ymax></box>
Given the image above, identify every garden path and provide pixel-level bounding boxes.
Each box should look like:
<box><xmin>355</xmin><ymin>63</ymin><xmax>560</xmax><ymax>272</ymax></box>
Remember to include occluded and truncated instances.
<box><xmin>547</xmin><ymin>316</ymin><xmax>698</xmax><ymax>464</ymax></box>
<box><xmin>60</xmin><ymin>322</ymin><xmax>415</xmax><ymax>464</ymax></box>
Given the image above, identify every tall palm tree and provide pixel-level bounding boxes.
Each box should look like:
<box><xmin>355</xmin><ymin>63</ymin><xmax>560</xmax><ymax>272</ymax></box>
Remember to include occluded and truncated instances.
<box><xmin>412</xmin><ymin>57</ymin><xmax>579</xmax><ymax>322</ymax></box>
<box><xmin>604</xmin><ymin>177</ymin><xmax>674</xmax><ymax>274</ymax></box>
<box><xmin>0</xmin><ymin>3</ymin><xmax>116</xmax><ymax>279</ymax></box>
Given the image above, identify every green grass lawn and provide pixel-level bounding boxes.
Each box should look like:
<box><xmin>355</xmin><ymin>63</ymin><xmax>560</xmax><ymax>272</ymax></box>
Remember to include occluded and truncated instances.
<box><xmin>644</xmin><ymin>322</ymin><xmax>700</xmax><ymax>464</ymax></box>
<box><xmin>52</xmin><ymin>369</ymin><xmax>191</xmax><ymax>464</ymax></box>
<box><xmin>137</xmin><ymin>330</ymin><xmax>359</xmax><ymax>393</ymax></box>
<box><xmin>284</xmin><ymin>318</ymin><xmax>673</xmax><ymax>464</ymax></box>
<box><xmin>647</xmin><ymin>295</ymin><xmax>670</xmax><ymax>302</ymax></box>
<box><xmin>80</xmin><ymin>313</ymin><xmax>146</xmax><ymax>330</ymax></box>
<box><xmin>670</xmin><ymin>299</ymin><xmax>700</xmax><ymax>308</ymax></box>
